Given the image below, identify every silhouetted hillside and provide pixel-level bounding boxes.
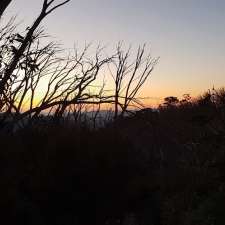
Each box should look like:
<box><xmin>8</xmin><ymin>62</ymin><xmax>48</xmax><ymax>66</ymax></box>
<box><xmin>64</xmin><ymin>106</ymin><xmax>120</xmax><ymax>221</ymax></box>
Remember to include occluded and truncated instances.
<box><xmin>0</xmin><ymin>88</ymin><xmax>225</xmax><ymax>225</ymax></box>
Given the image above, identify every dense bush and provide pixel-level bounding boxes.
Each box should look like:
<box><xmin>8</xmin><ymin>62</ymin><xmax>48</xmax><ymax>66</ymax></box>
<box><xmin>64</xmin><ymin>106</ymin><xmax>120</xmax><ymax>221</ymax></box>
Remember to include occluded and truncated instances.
<box><xmin>0</xmin><ymin>88</ymin><xmax>225</xmax><ymax>225</ymax></box>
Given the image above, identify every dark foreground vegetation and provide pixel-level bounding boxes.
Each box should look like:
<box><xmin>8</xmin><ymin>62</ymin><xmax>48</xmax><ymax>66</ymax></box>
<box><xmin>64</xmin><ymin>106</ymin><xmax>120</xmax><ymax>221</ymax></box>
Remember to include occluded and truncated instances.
<box><xmin>0</xmin><ymin>88</ymin><xmax>225</xmax><ymax>225</ymax></box>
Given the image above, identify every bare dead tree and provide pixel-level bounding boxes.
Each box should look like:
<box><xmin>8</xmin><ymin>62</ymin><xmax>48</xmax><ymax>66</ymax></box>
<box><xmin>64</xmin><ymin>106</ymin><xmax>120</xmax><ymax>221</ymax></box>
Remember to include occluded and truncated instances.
<box><xmin>0</xmin><ymin>29</ymin><xmax>158</xmax><ymax>130</ymax></box>
<box><xmin>0</xmin><ymin>21</ymin><xmax>118</xmax><ymax>128</ymax></box>
<box><xmin>0</xmin><ymin>2</ymin><xmax>159</xmax><ymax>128</ymax></box>
<box><xmin>109</xmin><ymin>43</ymin><xmax>159</xmax><ymax>119</ymax></box>
<box><xmin>4</xmin><ymin>37</ymin><xmax>113</xmax><ymax>124</ymax></box>
<box><xmin>1</xmin><ymin>31</ymin><xmax>158</xmax><ymax>126</ymax></box>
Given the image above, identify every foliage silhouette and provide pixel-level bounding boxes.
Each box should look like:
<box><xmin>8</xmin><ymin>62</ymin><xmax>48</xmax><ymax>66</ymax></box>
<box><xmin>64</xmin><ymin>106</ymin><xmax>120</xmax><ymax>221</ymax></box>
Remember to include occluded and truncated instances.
<box><xmin>0</xmin><ymin>88</ymin><xmax>225</xmax><ymax>225</ymax></box>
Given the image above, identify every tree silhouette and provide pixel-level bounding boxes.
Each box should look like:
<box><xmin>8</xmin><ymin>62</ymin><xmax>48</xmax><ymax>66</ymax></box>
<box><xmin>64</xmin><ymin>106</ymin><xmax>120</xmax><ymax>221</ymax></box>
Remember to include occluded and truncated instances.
<box><xmin>0</xmin><ymin>0</ymin><xmax>12</xmax><ymax>18</ymax></box>
<box><xmin>0</xmin><ymin>0</ymin><xmax>71</xmax><ymax>96</ymax></box>
<box><xmin>0</xmin><ymin>0</ymin><xmax>158</xmax><ymax>128</ymax></box>
<box><xmin>163</xmin><ymin>96</ymin><xmax>179</xmax><ymax>107</ymax></box>
<box><xmin>109</xmin><ymin>43</ymin><xmax>158</xmax><ymax>119</ymax></box>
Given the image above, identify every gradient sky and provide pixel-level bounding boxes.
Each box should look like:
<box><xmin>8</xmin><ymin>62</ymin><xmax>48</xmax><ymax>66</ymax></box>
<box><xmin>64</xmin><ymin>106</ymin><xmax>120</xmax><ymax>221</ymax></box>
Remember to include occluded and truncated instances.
<box><xmin>4</xmin><ymin>0</ymin><xmax>225</xmax><ymax>106</ymax></box>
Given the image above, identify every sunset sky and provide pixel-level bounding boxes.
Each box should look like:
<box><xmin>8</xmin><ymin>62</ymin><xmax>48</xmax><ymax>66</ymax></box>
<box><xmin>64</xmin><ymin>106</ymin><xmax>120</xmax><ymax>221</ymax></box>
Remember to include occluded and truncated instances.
<box><xmin>4</xmin><ymin>0</ymin><xmax>225</xmax><ymax>106</ymax></box>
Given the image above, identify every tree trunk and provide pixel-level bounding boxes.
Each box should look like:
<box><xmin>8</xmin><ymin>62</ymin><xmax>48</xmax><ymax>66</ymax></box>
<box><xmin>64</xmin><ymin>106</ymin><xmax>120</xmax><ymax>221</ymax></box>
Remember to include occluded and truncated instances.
<box><xmin>0</xmin><ymin>0</ymin><xmax>12</xmax><ymax>18</ymax></box>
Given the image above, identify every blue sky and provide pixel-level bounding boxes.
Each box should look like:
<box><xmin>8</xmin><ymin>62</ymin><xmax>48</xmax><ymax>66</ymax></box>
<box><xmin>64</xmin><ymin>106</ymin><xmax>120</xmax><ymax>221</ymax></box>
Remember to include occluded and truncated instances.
<box><xmin>4</xmin><ymin>0</ymin><xmax>225</xmax><ymax>105</ymax></box>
